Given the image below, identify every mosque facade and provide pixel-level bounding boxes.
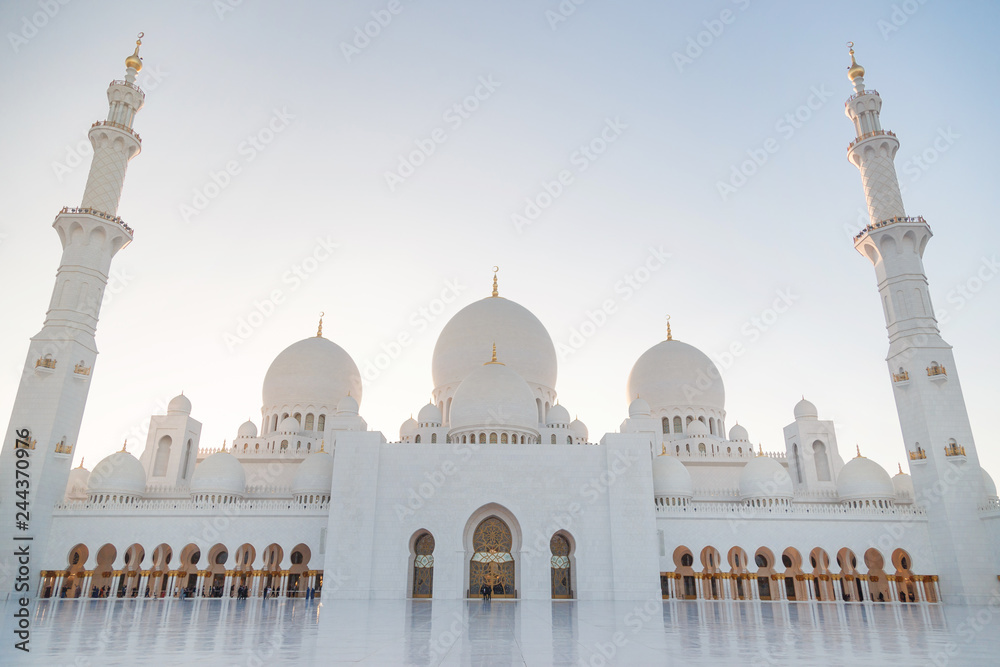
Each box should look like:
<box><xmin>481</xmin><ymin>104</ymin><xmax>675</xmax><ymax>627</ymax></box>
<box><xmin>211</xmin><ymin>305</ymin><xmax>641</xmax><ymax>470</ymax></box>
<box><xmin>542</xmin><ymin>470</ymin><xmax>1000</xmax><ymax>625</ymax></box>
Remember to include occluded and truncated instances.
<box><xmin>1</xmin><ymin>41</ymin><xmax>998</xmax><ymax>608</ymax></box>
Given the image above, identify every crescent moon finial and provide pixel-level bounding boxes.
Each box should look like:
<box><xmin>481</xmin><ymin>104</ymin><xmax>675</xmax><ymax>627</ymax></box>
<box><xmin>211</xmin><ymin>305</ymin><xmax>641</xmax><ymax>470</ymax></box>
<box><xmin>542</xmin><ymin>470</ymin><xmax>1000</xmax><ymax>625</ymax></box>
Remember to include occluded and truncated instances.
<box><xmin>491</xmin><ymin>267</ymin><xmax>499</xmax><ymax>297</ymax></box>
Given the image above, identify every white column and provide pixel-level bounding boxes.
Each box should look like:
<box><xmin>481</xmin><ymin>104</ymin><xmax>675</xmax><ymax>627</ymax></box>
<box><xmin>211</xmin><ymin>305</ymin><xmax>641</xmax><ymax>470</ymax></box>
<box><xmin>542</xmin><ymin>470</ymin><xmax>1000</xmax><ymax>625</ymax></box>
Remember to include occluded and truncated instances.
<box><xmin>139</xmin><ymin>573</ymin><xmax>150</xmax><ymax>598</ymax></box>
<box><xmin>82</xmin><ymin>572</ymin><xmax>93</xmax><ymax>598</ymax></box>
<box><xmin>53</xmin><ymin>573</ymin><xmax>65</xmax><ymax>599</ymax></box>
<box><xmin>251</xmin><ymin>572</ymin><xmax>261</xmax><ymax>598</ymax></box>
<box><xmin>109</xmin><ymin>573</ymin><xmax>121</xmax><ymax>599</ymax></box>
<box><xmin>224</xmin><ymin>572</ymin><xmax>233</xmax><ymax>598</ymax></box>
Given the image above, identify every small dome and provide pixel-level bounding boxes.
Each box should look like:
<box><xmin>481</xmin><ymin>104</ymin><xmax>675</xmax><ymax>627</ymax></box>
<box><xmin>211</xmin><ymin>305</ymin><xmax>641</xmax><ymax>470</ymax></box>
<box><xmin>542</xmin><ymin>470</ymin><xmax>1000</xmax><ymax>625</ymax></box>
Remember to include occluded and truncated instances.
<box><xmin>892</xmin><ymin>469</ymin><xmax>914</xmax><ymax>503</ymax></box>
<box><xmin>793</xmin><ymin>397</ymin><xmax>818</xmax><ymax>420</ymax></box>
<box><xmin>837</xmin><ymin>456</ymin><xmax>894</xmax><ymax>501</ymax></box>
<box><xmin>983</xmin><ymin>468</ymin><xmax>998</xmax><ymax>500</ymax></box>
<box><xmin>729</xmin><ymin>423</ymin><xmax>749</xmax><ymax>442</ymax></box>
<box><xmin>687</xmin><ymin>420</ymin><xmax>709</xmax><ymax>436</ymax></box>
<box><xmin>293</xmin><ymin>451</ymin><xmax>334</xmax><ymax>495</ymax></box>
<box><xmin>237</xmin><ymin>420</ymin><xmax>257</xmax><ymax>438</ymax></box>
<box><xmin>450</xmin><ymin>362</ymin><xmax>538</xmax><ymax>432</ymax></box>
<box><xmin>738</xmin><ymin>456</ymin><xmax>793</xmax><ymax>500</ymax></box>
<box><xmin>400</xmin><ymin>417</ymin><xmax>418</xmax><ymax>440</ymax></box>
<box><xmin>191</xmin><ymin>452</ymin><xmax>246</xmax><ymax>496</ymax></box>
<box><xmin>87</xmin><ymin>451</ymin><xmax>146</xmax><ymax>496</ymax></box>
<box><xmin>418</xmin><ymin>402</ymin><xmax>442</xmax><ymax>425</ymax></box>
<box><xmin>277</xmin><ymin>416</ymin><xmax>300</xmax><ymax>434</ymax></box>
<box><xmin>262</xmin><ymin>336</ymin><xmax>363</xmax><ymax>413</ymax></box>
<box><xmin>337</xmin><ymin>394</ymin><xmax>359</xmax><ymax>416</ymax></box>
<box><xmin>628</xmin><ymin>397</ymin><xmax>651</xmax><ymax>418</ymax></box>
<box><xmin>652</xmin><ymin>455</ymin><xmax>693</xmax><ymax>499</ymax></box>
<box><xmin>168</xmin><ymin>393</ymin><xmax>192</xmax><ymax>415</ymax></box>
<box><xmin>66</xmin><ymin>465</ymin><xmax>91</xmax><ymax>499</ymax></box>
<box><xmin>547</xmin><ymin>404</ymin><xmax>571</xmax><ymax>426</ymax></box>
<box><xmin>125</xmin><ymin>36</ymin><xmax>143</xmax><ymax>72</ymax></box>
<box><xmin>570</xmin><ymin>419</ymin><xmax>588</xmax><ymax>442</ymax></box>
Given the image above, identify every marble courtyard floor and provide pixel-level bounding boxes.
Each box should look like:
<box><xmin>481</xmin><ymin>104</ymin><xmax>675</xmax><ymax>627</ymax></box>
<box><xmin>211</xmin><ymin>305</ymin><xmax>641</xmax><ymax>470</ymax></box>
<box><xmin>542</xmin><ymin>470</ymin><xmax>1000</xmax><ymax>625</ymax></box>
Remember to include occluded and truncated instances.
<box><xmin>2</xmin><ymin>597</ymin><xmax>998</xmax><ymax>666</ymax></box>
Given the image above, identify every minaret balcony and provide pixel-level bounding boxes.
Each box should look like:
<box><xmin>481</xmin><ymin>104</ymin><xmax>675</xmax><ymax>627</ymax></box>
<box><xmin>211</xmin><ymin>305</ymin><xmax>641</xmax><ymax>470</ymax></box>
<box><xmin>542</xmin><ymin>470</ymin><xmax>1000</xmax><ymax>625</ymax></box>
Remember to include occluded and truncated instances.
<box><xmin>109</xmin><ymin>79</ymin><xmax>143</xmax><ymax>93</ymax></box>
<box><xmin>844</xmin><ymin>89</ymin><xmax>879</xmax><ymax>105</ymax></box>
<box><xmin>58</xmin><ymin>206</ymin><xmax>134</xmax><ymax>236</ymax></box>
<box><xmin>34</xmin><ymin>355</ymin><xmax>56</xmax><ymax>375</ymax></box>
<box><xmin>73</xmin><ymin>363</ymin><xmax>92</xmax><ymax>379</ymax></box>
<box><xmin>927</xmin><ymin>364</ymin><xmax>947</xmax><ymax>382</ymax></box>
<box><xmin>847</xmin><ymin>129</ymin><xmax>896</xmax><ymax>151</ymax></box>
<box><xmin>91</xmin><ymin>119</ymin><xmax>142</xmax><ymax>144</ymax></box>
<box><xmin>853</xmin><ymin>215</ymin><xmax>930</xmax><ymax>242</ymax></box>
<box><xmin>892</xmin><ymin>370</ymin><xmax>910</xmax><ymax>386</ymax></box>
<box><xmin>908</xmin><ymin>448</ymin><xmax>927</xmax><ymax>462</ymax></box>
<box><xmin>944</xmin><ymin>444</ymin><xmax>966</xmax><ymax>457</ymax></box>
<box><xmin>54</xmin><ymin>440</ymin><xmax>73</xmax><ymax>456</ymax></box>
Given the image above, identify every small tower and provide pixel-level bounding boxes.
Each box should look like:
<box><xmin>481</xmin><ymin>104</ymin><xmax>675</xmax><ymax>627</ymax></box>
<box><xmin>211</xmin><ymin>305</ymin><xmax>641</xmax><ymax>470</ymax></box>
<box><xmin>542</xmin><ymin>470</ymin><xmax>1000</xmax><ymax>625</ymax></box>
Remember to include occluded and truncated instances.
<box><xmin>782</xmin><ymin>398</ymin><xmax>844</xmax><ymax>496</ymax></box>
<box><xmin>138</xmin><ymin>394</ymin><xmax>203</xmax><ymax>487</ymax></box>
<box><xmin>845</xmin><ymin>45</ymin><xmax>995</xmax><ymax>604</ymax></box>
<box><xmin>0</xmin><ymin>37</ymin><xmax>147</xmax><ymax>600</ymax></box>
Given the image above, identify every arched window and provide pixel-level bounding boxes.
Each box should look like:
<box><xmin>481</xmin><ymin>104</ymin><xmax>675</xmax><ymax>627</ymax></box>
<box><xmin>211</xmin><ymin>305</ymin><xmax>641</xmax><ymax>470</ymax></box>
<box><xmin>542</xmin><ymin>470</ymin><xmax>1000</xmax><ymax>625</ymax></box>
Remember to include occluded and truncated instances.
<box><xmin>415</xmin><ymin>435</ymin><xmax>421</xmax><ymax>444</ymax></box>
<box><xmin>479</xmin><ymin>433</ymin><xmax>486</xmax><ymax>444</ymax></box>
<box><xmin>662</xmin><ymin>418</ymin><xmax>669</xmax><ymax>434</ymax></box>
<box><xmin>153</xmin><ymin>435</ymin><xmax>171</xmax><ymax>477</ymax></box>
<box><xmin>317</xmin><ymin>415</ymin><xmax>326</xmax><ymax>431</ymax></box>
<box><xmin>470</xmin><ymin>517</ymin><xmax>514</xmax><ymax>598</ymax></box>
<box><xmin>430</xmin><ymin>433</ymin><xmax>437</xmax><ymax>443</ymax></box>
<box><xmin>305</xmin><ymin>413</ymin><xmax>314</xmax><ymax>430</ymax></box>
<box><xmin>698</xmin><ymin>443</ymin><xmax>706</xmax><ymax>454</ymax></box>
<box><xmin>673</xmin><ymin>416</ymin><xmax>683</xmax><ymax>433</ymax></box>
<box><xmin>501</xmin><ymin>433</ymin><xmax>508</xmax><ymax>444</ymax></box>
<box><xmin>489</xmin><ymin>433</ymin><xmax>498</xmax><ymax>444</ymax></box>
<box><xmin>551</xmin><ymin>434</ymin><xmax>557</xmax><ymax>444</ymax></box>
<box><xmin>792</xmin><ymin>443</ymin><xmax>803</xmax><ymax>484</ymax></box>
<box><xmin>280</xmin><ymin>440</ymin><xmax>288</xmax><ymax>451</ymax></box>
<box><xmin>566</xmin><ymin>436</ymin><xmax>572</xmax><ymax>444</ymax></box>
<box><xmin>709</xmin><ymin>419</ymin><xmax>715</xmax><ymax>435</ymax></box>
<box><xmin>180</xmin><ymin>439</ymin><xmax>194</xmax><ymax>479</ymax></box>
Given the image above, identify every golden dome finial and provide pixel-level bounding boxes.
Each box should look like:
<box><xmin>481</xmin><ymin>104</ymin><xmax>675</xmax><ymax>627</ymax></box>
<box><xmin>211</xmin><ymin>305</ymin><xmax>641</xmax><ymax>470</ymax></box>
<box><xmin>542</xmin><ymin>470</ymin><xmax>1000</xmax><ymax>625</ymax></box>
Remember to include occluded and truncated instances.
<box><xmin>491</xmin><ymin>266</ymin><xmax>499</xmax><ymax>297</ymax></box>
<box><xmin>666</xmin><ymin>315</ymin><xmax>673</xmax><ymax>341</ymax></box>
<box><xmin>76</xmin><ymin>457</ymin><xmax>85</xmax><ymax>469</ymax></box>
<box><xmin>856</xmin><ymin>444</ymin><xmax>863</xmax><ymax>458</ymax></box>
<box><xmin>484</xmin><ymin>341</ymin><xmax>504</xmax><ymax>366</ymax></box>
<box><xmin>846</xmin><ymin>41</ymin><xmax>865</xmax><ymax>81</ymax></box>
<box><xmin>121</xmin><ymin>439</ymin><xmax>128</xmax><ymax>453</ymax></box>
<box><xmin>757</xmin><ymin>443</ymin><xmax>763</xmax><ymax>457</ymax></box>
<box><xmin>125</xmin><ymin>32</ymin><xmax>144</xmax><ymax>72</ymax></box>
<box><xmin>898</xmin><ymin>462</ymin><xmax>903</xmax><ymax>475</ymax></box>
<box><xmin>319</xmin><ymin>440</ymin><xmax>325</xmax><ymax>453</ymax></box>
<box><xmin>316</xmin><ymin>312</ymin><xmax>324</xmax><ymax>338</ymax></box>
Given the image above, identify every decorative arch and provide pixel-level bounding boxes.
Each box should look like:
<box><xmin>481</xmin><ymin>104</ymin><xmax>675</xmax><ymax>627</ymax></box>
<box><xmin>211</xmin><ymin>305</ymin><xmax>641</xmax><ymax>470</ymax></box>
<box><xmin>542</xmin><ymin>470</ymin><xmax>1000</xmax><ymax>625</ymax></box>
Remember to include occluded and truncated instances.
<box><xmin>700</xmin><ymin>546</ymin><xmax>723</xmax><ymax>600</ymax></box>
<box><xmin>550</xmin><ymin>531</ymin><xmax>575</xmax><ymax>599</ymax></box>
<box><xmin>410</xmin><ymin>531</ymin><xmax>435</xmax><ymax>598</ymax></box>
<box><xmin>150</xmin><ymin>543</ymin><xmax>173</xmax><ymax>598</ymax></box>
<box><xmin>288</xmin><ymin>543</ymin><xmax>311</xmax><ymax>597</ymax></box>
<box><xmin>727</xmin><ymin>546</ymin><xmax>750</xmax><ymax>600</ymax></box>
<box><xmin>813</xmin><ymin>441</ymin><xmax>831</xmax><ymax>482</ymax></box>
<box><xmin>754</xmin><ymin>547</ymin><xmax>775</xmax><ymax>600</ymax></box>
<box><xmin>153</xmin><ymin>435</ymin><xmax>171</xmax><ymax>477</ymax></box>
<box><xmin>864</xmin><ymin>548</ymin><xmax>891</xmax><ymax>602</ymax></box>
<box><xmin>673</xmin><ymin>546</ymin><xmax>697</xmax><ymax>599</ymax></box>
<box><xmin>780</xmin><ymin>547</ymin><xmax>806</xmax><ymax>600</ymax></box>
<box><xmin>809</xmin><ymin>547</ymin><xmax>833</xmax><ymax>601</ymax></box>
<box><xmin>836</xmin><ymin>547</ymin><xmax>863</xmax><ymax>602</ymax></box>
<box><xmin>464</xmin><ymin>504</ymin><xmax>521</xmax><ymax>599</ymax></box>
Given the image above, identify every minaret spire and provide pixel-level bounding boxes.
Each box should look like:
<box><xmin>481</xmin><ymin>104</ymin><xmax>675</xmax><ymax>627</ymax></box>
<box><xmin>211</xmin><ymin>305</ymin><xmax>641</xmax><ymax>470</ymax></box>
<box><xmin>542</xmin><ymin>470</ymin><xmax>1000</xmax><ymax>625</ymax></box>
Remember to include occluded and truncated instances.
<box><xmin>845</xmin><ymin>46</ymin><xmax>994</xmax><ymax>604</ymax></box>
<box><xmin>491</xmin><ymin>266</ymin><xmax>499</xmax><ymax>297</ymax></box>
<box><xmin>0</xmin><ymin>39</ymin><xmax>147</xmax><ymax>599</ymax></box>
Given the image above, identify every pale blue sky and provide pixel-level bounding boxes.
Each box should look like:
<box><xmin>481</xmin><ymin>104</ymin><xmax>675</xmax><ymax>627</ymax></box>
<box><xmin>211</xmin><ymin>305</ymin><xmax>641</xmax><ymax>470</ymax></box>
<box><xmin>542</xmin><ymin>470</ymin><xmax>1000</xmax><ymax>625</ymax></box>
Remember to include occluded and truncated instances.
<box><xmin>1</xmin><ymin>1</ymin><xmax>998</xmax><ymax>479</ymax></box>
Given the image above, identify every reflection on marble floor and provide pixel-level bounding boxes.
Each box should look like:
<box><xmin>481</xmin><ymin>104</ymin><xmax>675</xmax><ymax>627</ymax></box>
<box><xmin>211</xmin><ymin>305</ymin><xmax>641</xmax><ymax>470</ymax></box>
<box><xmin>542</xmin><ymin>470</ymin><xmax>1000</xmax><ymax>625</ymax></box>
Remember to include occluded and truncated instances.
<box><xmin>2</xmin><ymin>597</ymin><xmax>998</xmax><ymax>666</ymax></box>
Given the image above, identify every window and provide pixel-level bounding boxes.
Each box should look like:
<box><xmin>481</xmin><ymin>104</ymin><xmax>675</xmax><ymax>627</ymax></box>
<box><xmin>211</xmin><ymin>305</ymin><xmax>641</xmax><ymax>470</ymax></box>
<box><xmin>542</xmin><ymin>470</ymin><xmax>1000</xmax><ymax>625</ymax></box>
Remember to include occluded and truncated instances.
<box><xmin>305</xmin><ymin>413</ymin><xmax>314</xmax><ymax>430</ymax></box>
<box><xmin>662</xmin><ymin>418</ymin><xmax>669</xmax><ymax>434</ymax></box>
<box><xmin>551</xmin><ymin>434</ymin><xmax>557</xmax><ymax>444</ymax></box>
<box><xmin>431</xmin><ymin>433</ymin><xmax>437</xmax><ymax>443</ymax></box>
<box><xmin>317</xmin><ymin>415</ymin><xmax>326</xmax><ymax>431</ymax></box>
<box><xmin>415</xmin><ymin>435</ymin><xmax>421</xmax><ymax>443</ymax></box>
<box><xmin>673</xmin><ymin>416</ymin><xmax>683</xmax><ymax>433</ymax></box>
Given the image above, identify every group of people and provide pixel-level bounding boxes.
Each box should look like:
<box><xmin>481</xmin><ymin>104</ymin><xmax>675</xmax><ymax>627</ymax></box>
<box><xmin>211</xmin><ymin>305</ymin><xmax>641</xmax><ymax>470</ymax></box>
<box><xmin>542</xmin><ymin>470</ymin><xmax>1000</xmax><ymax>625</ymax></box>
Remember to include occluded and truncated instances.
<box><xmin>479</xmin><ymin>583</ymin><xmax>493</xmax><ymax>601</ymax></box>
<box><xmin>90</xmin><ymin>585</ymin><xmax>114</xmax><ymax>598</ymax></box>
<box><xmin>234</xmin><ymin>584</ymin><xmax>251</xmax><ymax>600</ymax></box>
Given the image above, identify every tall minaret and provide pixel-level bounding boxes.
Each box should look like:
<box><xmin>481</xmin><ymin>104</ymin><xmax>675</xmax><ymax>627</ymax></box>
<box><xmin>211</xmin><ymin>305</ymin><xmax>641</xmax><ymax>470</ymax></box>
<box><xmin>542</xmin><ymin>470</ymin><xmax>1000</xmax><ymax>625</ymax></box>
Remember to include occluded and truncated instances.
<box><xmin>846</xmin><ymin>44</ymin><xmax>997</xmax><ymax>604</ymax></box>
<box><xmin>0</xmin><ymin>36</ymin><xmax>146</xmax><ymax>601</ymax></box>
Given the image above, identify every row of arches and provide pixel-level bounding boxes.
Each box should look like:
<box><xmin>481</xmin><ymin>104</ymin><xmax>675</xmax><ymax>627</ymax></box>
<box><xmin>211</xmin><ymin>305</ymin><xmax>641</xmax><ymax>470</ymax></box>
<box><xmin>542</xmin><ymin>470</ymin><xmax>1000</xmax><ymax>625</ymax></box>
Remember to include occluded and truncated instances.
<box><xmin>264</xmin><ymin>411</ymin><xmax>327</xmax><ymax>435</ymax></box>
<box><xmin>40</xmin><ymin>542</ymin><xmax>318</xmax><ymax>600</ymax></box>
<box><xmin>661</xmin><ymin>414</ymin><xmax>723</xmax><ymax>437</ymax></box>
<box><xmin>663</xmin><ymin>545</ymin><xmax>936</xmax><ymax>604</ymax></box>
<box><xmin>789</xmin><ymin>440</ymin><xmax>832</xmax><ymax>484</ymax></box>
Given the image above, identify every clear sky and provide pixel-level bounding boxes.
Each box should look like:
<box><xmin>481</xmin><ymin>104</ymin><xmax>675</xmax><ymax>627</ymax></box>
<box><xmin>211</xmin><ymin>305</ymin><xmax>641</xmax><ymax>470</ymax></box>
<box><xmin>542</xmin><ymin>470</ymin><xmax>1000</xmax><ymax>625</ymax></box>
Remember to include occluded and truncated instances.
<box><xmin>1</xmin><ymin>1</ymin><xmax>998</xmax><ymax>481</ymax></box>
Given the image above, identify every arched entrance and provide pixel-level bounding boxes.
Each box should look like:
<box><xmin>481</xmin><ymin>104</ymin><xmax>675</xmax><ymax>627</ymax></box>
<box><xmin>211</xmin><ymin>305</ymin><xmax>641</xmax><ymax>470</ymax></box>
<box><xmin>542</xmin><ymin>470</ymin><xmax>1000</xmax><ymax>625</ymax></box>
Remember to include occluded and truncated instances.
<box><xmin>470</xmin><ymin>517</ymin><xmax>515</xmax><ymax>598</ymax></box>
<box><xmin>412</xmin><ymin>532</ymin><xmax>434</xmax><ymax>598</ymax></box>
<box><xmin>550</xmin><ymin>533</ymin><xmax>572</xmax><ymax>599</ymax></box>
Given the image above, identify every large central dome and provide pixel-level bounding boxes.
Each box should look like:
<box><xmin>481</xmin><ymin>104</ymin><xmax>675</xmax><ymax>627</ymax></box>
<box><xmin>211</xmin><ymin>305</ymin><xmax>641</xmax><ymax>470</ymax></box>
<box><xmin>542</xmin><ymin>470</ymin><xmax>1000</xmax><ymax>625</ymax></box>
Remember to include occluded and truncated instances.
<box><xmin>432</xmin><ymin>296</ymin><xmax>557</xmax><ymax>392</ymax></box>
<box><xmin>262</xmin><ymin>336</ymin><xmax>363</xmax><ymax>410</ymax></box>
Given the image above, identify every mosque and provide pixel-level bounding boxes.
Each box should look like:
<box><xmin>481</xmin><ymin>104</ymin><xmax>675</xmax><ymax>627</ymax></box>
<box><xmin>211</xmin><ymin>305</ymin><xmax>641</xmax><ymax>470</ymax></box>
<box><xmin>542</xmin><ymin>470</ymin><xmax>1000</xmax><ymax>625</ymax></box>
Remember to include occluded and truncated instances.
<box><xmin>1</xmin><ymin>39</ymin><xmax>998</xmax><ymax>608</ymax></box>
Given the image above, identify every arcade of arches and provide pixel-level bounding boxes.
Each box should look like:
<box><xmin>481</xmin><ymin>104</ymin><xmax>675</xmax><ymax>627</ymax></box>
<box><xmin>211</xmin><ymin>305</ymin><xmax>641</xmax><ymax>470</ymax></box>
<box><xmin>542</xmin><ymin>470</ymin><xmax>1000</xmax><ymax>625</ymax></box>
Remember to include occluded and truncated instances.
<box><xmin>39</xmin><ymin>542</ymin><xmax>320</xmax><ymax>600</ymax></box>
<box><xmin>661</xmin><ymin>545</ymin><xmax>939</xmax><ymax>604</ymax></box>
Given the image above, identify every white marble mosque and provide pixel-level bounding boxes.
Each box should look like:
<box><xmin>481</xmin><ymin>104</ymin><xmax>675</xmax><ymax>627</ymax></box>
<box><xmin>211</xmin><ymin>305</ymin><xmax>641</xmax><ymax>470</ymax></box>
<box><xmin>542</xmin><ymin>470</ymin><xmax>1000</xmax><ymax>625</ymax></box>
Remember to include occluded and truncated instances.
<box><xmin>2</xmin><ymin>40</ymin><xmax>999</xmax><ymax>649</ymax></box>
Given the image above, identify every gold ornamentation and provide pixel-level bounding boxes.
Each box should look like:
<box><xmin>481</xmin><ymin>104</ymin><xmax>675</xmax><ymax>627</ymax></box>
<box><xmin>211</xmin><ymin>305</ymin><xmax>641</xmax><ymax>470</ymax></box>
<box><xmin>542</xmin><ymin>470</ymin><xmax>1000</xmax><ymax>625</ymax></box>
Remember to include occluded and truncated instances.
<box><xmin>847</xmin><ymin>42</ymin><xmax>865</xmax><ymax>81</ymax></box>
<box><xmin>927</xmin><ymin>364</ymin><xmax>947</xmax><ymax>377</ymax></box>
<box><xmin>491</xmin><ymin>266</ymin><xmax>499</xmax><ymax>297</ymax></box>
<box><xmin>666</xmin><ymin>315</ymin><xmax>672</xmax><ymax>341</ymax></box>
<box><xmin>35</xmin><ymin>356</ymin><xmax>56</xmax><ymax>369</ymax></box>
<box><xmin>125</xmin><ymin>32</ymin><xmax>143</xmax><ymax>72</ymax></box>
<box><xmin>484</xmin><ymin>342</ymin><xmax>504</xmax><ymax>366</ymax></box>
<box><xmin>74</xmin><ymin>363</ymin><xmax>91</xmax><ymax>376</ymax></box>
<box><xmin>55</xmin><ymin>440</ymin><xmax>73</xmax><ymax>454</ymax></box>
<box><xmin>944</xmin><ymin>444</ymin><xmax>966</xmax><ymax>457</ymax></box>
<box><xmin>892</xmin><ymin>370</ymin><xmax>909</xmax><ymax>382</ymax></box>
<box><xmin>316</xmin><ymin>312</ymin><xmax>324</xmax><ymax>338</ymax></box>
<box><xmin>909</xmin><ymin>448</ymin><xmax>927</xmax><ymax>460</ymax></box>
